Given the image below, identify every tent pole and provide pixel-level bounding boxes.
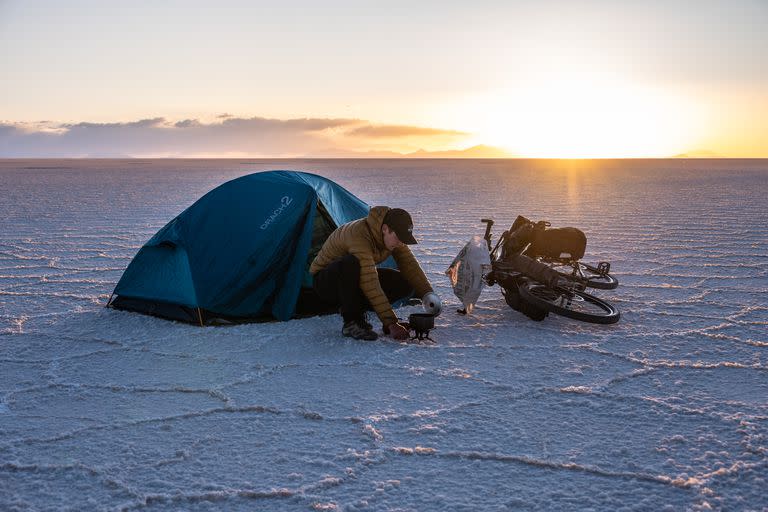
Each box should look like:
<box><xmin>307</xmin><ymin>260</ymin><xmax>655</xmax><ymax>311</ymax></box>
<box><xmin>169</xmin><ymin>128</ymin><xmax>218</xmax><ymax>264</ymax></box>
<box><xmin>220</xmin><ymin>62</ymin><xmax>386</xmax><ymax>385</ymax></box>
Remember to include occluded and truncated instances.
<box><xmin>106</xmin><ymin>293</ymin><xmax>114</xmax><ymax>308</ymax></box>
<box><xmin>197</xmin><ymin>308</ymin><xmax>204</xmax><ymax>327</ymax></box>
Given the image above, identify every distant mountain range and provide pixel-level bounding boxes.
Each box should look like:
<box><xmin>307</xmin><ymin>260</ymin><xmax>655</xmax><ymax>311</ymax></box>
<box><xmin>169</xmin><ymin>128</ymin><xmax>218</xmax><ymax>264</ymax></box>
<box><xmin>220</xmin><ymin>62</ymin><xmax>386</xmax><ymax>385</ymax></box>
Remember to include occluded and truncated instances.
<box><xmin>348</xmin><ymin>146</ymin><xmax>730</xmax><ymax>159</ymax></box>
<box><xmin>405</xmin><ymin>144</ymin><xmax>514</xmax><ymax>158</ymax></box>
<box><xmin>672</xmin><ymin>150</ymin><xmax>722</xmax><ymax>158</ymax></box>
<box><xmin>354</xmin><ymin>144</ymin><xmax>514</xmax><ymax>158</ymax></box>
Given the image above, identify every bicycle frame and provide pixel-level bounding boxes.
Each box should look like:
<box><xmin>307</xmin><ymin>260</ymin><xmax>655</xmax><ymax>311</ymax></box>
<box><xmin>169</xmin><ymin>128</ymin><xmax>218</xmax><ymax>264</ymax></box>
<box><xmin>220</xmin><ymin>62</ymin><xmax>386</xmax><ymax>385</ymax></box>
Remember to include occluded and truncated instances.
<box><xmin>481</xmin><ymin>219</ymin><xmax>585</xmax><ymax>293</ymax></box>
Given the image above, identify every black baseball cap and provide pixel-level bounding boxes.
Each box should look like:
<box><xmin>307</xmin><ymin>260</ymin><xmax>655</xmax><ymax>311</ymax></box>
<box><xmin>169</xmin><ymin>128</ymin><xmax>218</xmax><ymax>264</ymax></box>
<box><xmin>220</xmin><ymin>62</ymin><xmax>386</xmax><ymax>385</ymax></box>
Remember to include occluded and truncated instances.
<box><xmin>383</xmin><ymin>208</ymin><xmax>417</xmax><ymax>244</ymax></box>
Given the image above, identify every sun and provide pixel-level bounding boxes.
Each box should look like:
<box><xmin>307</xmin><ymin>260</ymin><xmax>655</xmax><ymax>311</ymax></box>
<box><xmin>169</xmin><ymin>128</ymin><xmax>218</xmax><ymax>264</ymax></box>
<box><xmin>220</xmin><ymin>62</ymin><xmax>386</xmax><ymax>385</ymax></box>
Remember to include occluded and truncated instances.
<box><xmin>459</xmin><ymin>76</ymin><xmax>703</xmax><ymax>158</ymax></box>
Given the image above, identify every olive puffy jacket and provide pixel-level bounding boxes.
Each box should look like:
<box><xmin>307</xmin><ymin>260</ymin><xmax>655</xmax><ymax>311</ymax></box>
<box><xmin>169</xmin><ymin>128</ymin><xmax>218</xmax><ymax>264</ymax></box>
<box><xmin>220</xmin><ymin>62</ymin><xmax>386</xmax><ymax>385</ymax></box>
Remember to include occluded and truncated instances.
<box><xmin>310</xmin><ymin>206</ymin><xmax>433</xmax><ymax>327</ymax></box>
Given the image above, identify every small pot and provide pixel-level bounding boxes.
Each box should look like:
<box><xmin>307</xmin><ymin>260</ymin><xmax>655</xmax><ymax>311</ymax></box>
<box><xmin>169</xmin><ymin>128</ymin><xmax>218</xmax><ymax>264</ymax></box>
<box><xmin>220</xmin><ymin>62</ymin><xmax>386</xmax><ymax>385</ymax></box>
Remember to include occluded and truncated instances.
<box><xmin>408</xmin><ymin>313</ymin><xmax>435</xmax><ymax>332</ymax></box>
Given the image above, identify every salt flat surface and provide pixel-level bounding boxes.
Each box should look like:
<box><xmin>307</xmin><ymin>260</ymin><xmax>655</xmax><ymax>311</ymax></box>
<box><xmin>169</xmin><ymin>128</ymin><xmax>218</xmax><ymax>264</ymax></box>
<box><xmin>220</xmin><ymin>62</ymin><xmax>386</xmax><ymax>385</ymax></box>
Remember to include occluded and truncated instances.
<box><xmin>1</xmin><ymin>159</ymin><xmax>767</xmax><ymax>511</ymax></box>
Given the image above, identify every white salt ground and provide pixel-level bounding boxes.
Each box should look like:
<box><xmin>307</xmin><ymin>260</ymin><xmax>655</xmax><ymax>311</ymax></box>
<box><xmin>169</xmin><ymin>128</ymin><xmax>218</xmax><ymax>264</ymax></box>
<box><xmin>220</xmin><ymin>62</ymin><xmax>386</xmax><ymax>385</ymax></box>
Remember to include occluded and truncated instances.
<box><xmin>1</xmin><ymin>159</ymin><xmax>767</xmax><ymax>511</ymax></box>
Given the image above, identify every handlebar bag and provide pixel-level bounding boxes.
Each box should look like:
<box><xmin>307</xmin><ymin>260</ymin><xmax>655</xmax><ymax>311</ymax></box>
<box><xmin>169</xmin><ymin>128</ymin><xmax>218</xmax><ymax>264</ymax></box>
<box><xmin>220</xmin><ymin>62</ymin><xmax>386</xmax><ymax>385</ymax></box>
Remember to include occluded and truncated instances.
<box><xmin>525</xmin><ymin>227</ymin><xmax>586</xmax><ymax>260</ymax></box>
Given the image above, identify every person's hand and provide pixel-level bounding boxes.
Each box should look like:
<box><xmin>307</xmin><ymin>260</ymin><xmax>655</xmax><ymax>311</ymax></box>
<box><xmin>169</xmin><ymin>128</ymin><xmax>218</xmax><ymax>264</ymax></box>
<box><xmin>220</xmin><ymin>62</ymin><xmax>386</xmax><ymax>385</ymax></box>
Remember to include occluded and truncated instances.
<box><xmin>387</xmin><ymin>322</ymin><xmax>409</xmax><ymax>341</ymax></box>
<box><xmin>422</xmin><ymin>292</ymin><xmax>443</xmax><ymax>316</ymax></box>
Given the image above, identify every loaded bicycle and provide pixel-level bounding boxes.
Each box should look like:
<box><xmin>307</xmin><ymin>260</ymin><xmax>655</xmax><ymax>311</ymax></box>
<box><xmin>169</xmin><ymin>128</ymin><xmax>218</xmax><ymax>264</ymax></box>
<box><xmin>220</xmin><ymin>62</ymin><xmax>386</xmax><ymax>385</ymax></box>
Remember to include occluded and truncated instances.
<box><xmin>480</xmin><ymin>216</ymin><xmax>620</xmax><ymax>324</ymax></box>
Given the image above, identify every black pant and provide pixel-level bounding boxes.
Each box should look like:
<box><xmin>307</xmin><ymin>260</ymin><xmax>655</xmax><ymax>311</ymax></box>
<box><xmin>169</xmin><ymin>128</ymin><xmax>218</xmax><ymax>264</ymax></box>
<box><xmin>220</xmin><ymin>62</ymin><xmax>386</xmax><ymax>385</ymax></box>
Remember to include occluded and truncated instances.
<box><xmin>312</xmin><ymin>254</ymin><xmax>413</xmax><ymax>323</ymax></box>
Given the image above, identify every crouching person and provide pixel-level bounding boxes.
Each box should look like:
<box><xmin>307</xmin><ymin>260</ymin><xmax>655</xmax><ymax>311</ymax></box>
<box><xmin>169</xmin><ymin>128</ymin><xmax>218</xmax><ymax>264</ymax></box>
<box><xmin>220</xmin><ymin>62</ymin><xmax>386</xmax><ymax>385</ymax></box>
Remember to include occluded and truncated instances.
<box><xmin>310</xmin><ymin>207</ymin><xmax>442</xmax><ymax>341</ymax></box>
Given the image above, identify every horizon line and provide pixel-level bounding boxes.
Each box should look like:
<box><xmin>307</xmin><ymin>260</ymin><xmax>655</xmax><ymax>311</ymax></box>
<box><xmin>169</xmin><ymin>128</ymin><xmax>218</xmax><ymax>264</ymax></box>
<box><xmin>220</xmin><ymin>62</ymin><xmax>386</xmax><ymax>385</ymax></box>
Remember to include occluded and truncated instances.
<box><xmin>3</xmin><ymin>156</ymin><xmax>768</xmax><ymax>161</ymax></box>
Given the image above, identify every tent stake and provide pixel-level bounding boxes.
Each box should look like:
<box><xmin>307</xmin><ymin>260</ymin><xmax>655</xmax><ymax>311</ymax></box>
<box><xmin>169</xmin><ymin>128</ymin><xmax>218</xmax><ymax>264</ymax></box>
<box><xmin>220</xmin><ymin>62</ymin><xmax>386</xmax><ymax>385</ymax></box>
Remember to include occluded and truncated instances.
<box><xmin>197</xmin><ymin>308</ymin><xmax>204</xmax><ymax>327</ymax></box>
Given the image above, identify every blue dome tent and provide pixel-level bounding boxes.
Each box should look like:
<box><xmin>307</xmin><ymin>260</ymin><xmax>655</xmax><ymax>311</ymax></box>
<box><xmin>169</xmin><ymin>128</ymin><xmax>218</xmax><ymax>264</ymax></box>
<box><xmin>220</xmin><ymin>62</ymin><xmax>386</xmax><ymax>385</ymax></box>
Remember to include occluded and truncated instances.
<box><xmin>108</xmin><ymin>171</ymin><xmax>383</xmax><ymax>325</ymax></box>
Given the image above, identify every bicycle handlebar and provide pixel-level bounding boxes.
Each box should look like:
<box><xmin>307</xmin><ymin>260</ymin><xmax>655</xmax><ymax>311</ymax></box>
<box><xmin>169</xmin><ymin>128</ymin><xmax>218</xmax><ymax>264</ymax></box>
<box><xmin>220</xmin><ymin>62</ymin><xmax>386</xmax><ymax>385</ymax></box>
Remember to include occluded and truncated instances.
<box><xmin>481</xmin><ymin>219</ymin><xmax>494</xmax><ymax>252</ymax></box>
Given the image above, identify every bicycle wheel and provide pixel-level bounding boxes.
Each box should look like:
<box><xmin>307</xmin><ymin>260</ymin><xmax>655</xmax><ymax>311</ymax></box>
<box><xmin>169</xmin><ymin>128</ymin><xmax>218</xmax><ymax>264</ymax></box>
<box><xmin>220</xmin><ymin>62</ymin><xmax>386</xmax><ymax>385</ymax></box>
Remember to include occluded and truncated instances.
<box><xmin>579</xmin><ymin>262</ymin><xmax>619</xmax><ymax>290</ymax></box>
<box><xmin>518</xmin><ymin>280</ymin><xmax>620</xmax><ymax>324</ymax></box>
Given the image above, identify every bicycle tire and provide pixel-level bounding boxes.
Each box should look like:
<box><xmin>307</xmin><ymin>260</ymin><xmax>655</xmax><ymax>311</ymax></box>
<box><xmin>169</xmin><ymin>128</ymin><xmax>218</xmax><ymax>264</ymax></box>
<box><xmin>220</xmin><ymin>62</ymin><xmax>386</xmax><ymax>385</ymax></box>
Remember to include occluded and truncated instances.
<box><xmin>579</xmin><ymin>263</ymin><xmax>619</xmax><ymax>290</ymax></box>
<box><xmin>518</xmin><ymin>280</ymin><xmax>620</xmax><ymax>324</ymax></box>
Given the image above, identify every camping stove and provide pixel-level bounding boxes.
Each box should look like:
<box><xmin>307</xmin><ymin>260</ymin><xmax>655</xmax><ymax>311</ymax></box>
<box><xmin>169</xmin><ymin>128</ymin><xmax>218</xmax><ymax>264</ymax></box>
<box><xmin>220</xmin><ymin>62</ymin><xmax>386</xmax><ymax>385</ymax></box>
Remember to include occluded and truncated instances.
<box><xmin>408</xmin><ymin>313</ymin><xmax>435</xmax><ymax>342</ymax></box>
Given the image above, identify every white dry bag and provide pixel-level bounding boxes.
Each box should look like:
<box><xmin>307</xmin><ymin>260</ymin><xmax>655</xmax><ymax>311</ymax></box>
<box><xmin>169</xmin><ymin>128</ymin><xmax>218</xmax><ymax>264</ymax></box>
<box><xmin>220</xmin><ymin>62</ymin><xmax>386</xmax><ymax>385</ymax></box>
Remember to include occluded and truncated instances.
<box><xmin>445</xmin><ymin>235</ymin><xmax>491</xmax><ymax>314</ymax></box>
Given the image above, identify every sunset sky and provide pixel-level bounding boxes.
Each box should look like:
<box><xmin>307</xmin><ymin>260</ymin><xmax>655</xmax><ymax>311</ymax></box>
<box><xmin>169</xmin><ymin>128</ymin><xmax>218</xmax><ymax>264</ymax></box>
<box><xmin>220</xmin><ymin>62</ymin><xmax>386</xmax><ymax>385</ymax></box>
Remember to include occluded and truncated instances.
<box><xmin>1</xmin><ymin>0</ymin><xmax>766</xmax><ymax>158</ymax></box>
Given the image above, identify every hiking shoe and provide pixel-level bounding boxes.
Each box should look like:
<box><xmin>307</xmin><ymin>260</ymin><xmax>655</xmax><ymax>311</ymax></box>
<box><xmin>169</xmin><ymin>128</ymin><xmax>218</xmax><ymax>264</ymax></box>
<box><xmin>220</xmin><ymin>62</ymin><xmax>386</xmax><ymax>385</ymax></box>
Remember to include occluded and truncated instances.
<box><xmin>342</xmin><ymin>320</ymin><xmax>378</xmax><ymax>341</ymax></box>
<box><xmin>339</xmin><ymin>309</ymin><xmax>374</xmax><ymax>330</ymax></box>
<box><xmin>361</xmin><ymin>312</ymin><xmax>373</xmax><ymax>330</ymax></box>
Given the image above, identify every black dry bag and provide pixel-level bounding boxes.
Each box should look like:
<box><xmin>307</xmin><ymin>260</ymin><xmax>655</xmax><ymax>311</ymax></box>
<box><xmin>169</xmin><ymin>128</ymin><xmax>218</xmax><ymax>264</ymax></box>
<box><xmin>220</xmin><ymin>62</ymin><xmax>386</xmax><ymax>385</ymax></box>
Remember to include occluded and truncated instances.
<box><xmin>525</xmin><ymin>227</ymin><xmax>586</xmax><ymax>260</ymax></box>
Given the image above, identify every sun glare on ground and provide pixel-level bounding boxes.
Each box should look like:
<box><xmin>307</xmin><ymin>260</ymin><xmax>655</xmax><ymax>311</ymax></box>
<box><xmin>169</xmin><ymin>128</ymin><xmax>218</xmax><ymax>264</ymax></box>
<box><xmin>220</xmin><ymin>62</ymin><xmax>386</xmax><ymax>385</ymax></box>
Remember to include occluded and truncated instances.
<box><xmin>457</xmin><ymin>76</ymin><xmax>703</xmax><ymax>158</ymax></box>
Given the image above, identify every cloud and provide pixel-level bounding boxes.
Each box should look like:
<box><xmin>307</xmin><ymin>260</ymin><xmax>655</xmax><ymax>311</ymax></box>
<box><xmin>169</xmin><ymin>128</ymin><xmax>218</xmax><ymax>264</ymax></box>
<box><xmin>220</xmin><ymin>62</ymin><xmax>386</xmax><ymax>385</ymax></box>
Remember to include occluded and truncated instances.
<box><xmin>174</xmin><ymin>119</ymin><xmax>202</xmax><ymax>128</ymax></box>
<box><xmin>61</xmin><ymin>118</ymin><xmax>167</xmax><ymax>130</ymax></box>
<box><xmin>0</xmin><ymin>116</ymin><xmax>473</xmax><ymax>157</ymax></box>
